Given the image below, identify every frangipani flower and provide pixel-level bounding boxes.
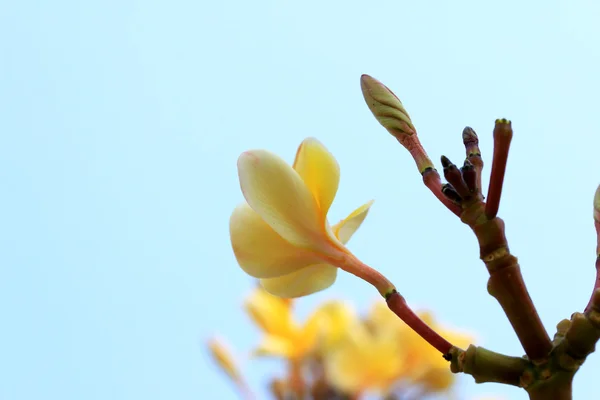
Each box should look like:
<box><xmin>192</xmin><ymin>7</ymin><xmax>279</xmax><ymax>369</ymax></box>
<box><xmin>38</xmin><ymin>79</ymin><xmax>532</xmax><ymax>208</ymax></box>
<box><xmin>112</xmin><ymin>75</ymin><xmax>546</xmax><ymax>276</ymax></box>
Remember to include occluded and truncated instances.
<box><xmin>324</xmin><ymin>317</ymin><xmax>404</xmax><ymax>395</ymax></box>
<box><xmin>230</xmin><ymin>137</ymin><xmax>375</xmax><ymax>298</ymax></box>
<box><xmin>367</xmin><ymin>302</ymin><xmax>473</xmax><ymax>392</ymax></box>
<box><xmin>245</xmin><ymin>286</ymin><xmax>322</xmax><ymax>360</ymax></box>
<box><xmin>312</xmin><ymin>300</ymin><xmax>357</xmax><ymax>352</ymax></box>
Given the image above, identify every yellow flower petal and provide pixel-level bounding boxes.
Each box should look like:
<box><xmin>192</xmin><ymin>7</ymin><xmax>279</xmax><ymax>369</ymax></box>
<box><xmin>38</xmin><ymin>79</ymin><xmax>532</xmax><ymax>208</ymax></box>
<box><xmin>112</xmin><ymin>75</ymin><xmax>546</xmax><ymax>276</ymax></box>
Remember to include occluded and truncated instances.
<box><xmin>260</xmin><ymin>264</ymin><xmax>337</xmax><ymax>298</ymax></box>
<box><xmin>312</xmin><ymin>301</ymin><xmax>356</xmax><ymax>351</ymax></box>
<box><xmin>253</xmin><ymin>334</ymin><xmax>296</xmax><ymax>358</ymax></box>
<box><xmin>325</xmin><ymin>321</ymin><xmax>403</xmax><ymax>393</ymax></box>
<box><xmin>300</xmin><ymin>308</ymin><xmax>326</xmax><ymax>348</ymax></box>
<box><xmin>252</xmin><ymin>302</ymin><xmax>323</xmax><ymax>360</ymax></box>
<box><xmin>245</xmin><ymin>287</ymin><xmax>298</xmax><ymax>337</ymax></box>
<box><xmin>333</xmin><ymin>200</ymin><xmax>374</xmax><ymax>244</ymax></box>
<box><xmin>292</xmin><ymin>138</ymin><xmax>340</xmax><ymax>217</ymax></box>
<box><xmin>237</xmin><ymin>150</ymin><xmax>332</xmax><ymax>250</ymax></box>
<box><xmin>207</xmin><ymin>336</ymin><xmax>242</xmax><ymax>383</ymax></box>
<box><xmin>230</xmin><ymin>203</ymin><xmax>320</xmax><ymax>278</ymax></box>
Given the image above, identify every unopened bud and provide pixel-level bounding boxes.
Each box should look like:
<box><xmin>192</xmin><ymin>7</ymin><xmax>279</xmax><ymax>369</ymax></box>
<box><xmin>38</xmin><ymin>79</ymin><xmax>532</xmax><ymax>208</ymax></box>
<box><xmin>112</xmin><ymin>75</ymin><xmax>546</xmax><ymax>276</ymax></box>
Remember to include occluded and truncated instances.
<box><xmin>360</xmin><ymin>74</ymin><xmax>416</xmax><ymax>138</ymax></box>
<box><xmin>462</xmin><ymin>127</ymin><xmax>481</xmax><ymax>158</ymax></box>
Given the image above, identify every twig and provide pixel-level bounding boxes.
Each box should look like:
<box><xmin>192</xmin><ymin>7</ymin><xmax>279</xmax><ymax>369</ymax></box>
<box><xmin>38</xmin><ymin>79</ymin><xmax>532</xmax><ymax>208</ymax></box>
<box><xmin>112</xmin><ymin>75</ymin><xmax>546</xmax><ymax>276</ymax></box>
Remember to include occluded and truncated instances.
<box><xmin>485</xmin><ymin>120</ymin><xmax>513</xmax><ymax>219</ymax></box>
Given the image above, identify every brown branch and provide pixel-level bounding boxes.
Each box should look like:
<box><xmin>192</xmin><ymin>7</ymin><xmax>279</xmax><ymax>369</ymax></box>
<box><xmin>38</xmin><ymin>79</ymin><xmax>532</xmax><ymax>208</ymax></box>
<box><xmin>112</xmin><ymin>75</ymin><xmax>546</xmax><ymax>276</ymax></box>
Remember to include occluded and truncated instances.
<box><xmin>461</xmin><ymin>202</ymin><xmax>552</xmax><ymax>361</ymax></box>
<box><xmin>485</xmin><ymin>119</ymin><xmax>513</xmax><ymax>219</ymax></box>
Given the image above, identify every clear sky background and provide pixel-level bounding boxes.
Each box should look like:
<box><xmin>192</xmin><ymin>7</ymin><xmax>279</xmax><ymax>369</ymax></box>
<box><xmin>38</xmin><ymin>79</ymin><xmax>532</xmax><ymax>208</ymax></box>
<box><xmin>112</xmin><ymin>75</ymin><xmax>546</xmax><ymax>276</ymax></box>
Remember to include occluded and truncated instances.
<box><xmin>1</xmin><ymin>0</ymin><xmax>599</xmax><ymax>399</ymax></box>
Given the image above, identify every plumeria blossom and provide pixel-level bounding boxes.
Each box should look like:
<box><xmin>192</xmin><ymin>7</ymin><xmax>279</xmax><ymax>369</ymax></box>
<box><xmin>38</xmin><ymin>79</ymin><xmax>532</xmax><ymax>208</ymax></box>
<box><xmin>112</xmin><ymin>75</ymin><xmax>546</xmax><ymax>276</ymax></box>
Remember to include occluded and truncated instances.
<box><xmin>367</xmin><ymin>302</ymin><xmax>473</xmax><ymax>392</ymax></box>
<box><xmin>323</xmin><ymin>303</ymin><xmax>472</xmax><ymax>395</ymax></box>
<box><xmin>324</xmin><ymin>317</ymin><xmax>405</xmax><ymax>395</ymax></box>
<box><xmin>230</xmin><ymin>137</ymin><xmax>374</xmax><ymax>298</ymax></box>
<box><xmin>245</xmin><ymin>286</ymin><xmax>322</xmax><ymax>359</ymax></box>
<box><xmin>311</xmin><ymin>300</ymin><xmax>357</xmax><ymax>352</ymax></box>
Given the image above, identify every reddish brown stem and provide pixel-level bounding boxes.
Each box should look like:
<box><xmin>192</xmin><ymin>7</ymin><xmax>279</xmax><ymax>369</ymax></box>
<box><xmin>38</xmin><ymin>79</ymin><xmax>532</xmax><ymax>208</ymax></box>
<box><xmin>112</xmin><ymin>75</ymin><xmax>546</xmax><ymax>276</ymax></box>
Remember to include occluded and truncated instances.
<box><xmin>485</xmin><ymin>120</ymin><xmax>513</xmax><ymax>219</ymax></box>
<box><xmin>386</xmin><ymin>291</ymin><xmax>453</xmax><ymax>355</ymax></box>
<box><xmin>487</xmin><ymin>260</ymin><xmax>551</xmax><ymax>360</ymax></box>
<box><xmin>423</xmin><ymin>169</ymin><xmax>462</xmax><ymax>216</ymax></box>
<box><xmin>396</xmin><ymin>134</ymin><xmax>434</xmax><ymax>173</ymax></box>
<box><xmin>395</xmin><ymin>134</ymin><xmax>462</xmax><ymax>216</ymax></box>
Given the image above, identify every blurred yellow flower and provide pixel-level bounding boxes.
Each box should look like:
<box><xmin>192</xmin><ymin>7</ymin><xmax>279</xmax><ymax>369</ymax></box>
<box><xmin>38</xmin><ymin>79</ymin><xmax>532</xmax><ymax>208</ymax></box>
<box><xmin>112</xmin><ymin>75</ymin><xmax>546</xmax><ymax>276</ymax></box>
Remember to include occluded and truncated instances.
<box><xmin>245</xmin><ymin>287</ymin><xmax>322</xmax><ymax>360</ymax></box>
<box><xmin>230</xmin><ymin>137</ymin><xmax>373</xmax><ymax>298</ymax></box>
<box><xmin>312</xmin><ymin>300</ymin><xmax>356</xmax><ymax>352</ymax></box>
<box><xmin>324</xmin><ymin>317</ymin><xmax>404</xmax><ymax>395</ymax></box>
<box><xmin>367</xmin><ymin>302</ymin><xmax>473</xmax><ymax>392</ymax></box>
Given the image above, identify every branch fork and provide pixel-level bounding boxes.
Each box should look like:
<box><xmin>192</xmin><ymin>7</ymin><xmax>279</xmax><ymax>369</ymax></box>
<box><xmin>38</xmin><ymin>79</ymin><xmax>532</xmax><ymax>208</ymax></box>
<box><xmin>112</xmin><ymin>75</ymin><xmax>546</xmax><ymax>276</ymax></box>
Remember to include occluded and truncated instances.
<box><xmin>360</xmin><ymin>74</ymin><xmax>600</xmax><ymax>399</ymax></box>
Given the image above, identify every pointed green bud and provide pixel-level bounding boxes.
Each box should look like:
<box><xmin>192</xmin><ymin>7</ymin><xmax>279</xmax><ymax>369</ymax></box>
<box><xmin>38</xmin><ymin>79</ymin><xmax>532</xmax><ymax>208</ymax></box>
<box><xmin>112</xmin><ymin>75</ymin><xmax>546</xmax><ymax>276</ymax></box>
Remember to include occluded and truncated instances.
<box><xmin>594</xmin><ymin>185</ymin><xmax>600</xmax><ymax>223</ymax></box>
<box><xmin>360</xmin><ymin>74</ymin><xmax>416</xmax><ymax>137</ymax></box>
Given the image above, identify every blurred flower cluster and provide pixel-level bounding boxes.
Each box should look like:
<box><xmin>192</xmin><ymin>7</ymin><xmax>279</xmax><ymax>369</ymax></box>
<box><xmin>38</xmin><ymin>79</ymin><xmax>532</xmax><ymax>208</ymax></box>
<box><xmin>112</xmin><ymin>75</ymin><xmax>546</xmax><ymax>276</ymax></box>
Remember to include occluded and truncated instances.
<box><xmin>208</xmin><ymin>286</ymin><xmax>474</xmax><ymax>400</ymax></box>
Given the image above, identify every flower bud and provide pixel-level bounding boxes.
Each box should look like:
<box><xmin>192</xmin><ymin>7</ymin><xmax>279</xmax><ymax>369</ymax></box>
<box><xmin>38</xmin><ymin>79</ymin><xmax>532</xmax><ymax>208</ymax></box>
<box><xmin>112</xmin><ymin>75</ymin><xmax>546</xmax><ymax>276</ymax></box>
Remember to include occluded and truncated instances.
<box><xmin>361</xmin><ymin>74</ymin><xmax>416</xmax><ymax>138</ymax></box>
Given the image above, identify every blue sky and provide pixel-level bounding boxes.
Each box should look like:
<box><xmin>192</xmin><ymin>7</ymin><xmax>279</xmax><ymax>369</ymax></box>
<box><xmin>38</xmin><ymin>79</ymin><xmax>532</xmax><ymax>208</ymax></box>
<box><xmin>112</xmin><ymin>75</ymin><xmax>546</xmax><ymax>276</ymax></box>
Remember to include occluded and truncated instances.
<box><xmin>1</xmin><ymin>0</ymin><xmax>599</xmax><ymax>399</ymax></box>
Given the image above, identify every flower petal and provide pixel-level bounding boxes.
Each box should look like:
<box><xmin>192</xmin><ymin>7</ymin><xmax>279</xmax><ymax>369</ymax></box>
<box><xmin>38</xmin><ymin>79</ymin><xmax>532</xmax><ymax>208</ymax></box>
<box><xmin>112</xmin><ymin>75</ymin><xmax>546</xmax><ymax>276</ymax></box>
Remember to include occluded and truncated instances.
<box><xmin>252</xmin><ymin>334</ymin><xmax>296</xmax><ymax>358</ymax></box>
<box><xmin>260</xmin><ymin>264</ymin><xmax>337</xmax><ymax>298</ymax></box>
<box><xmin>245</xmin><ymin>287</ymin><xmax>298</xmax><ymax>337</ymax></box>
<box><xmin>237</xmin><ymin>149</ymin><xmax>331</xmax><ymax>250</ymax></box>
<box><xmin>325</xmin><ymin>321</ymin><xmax>403</xmax><ymax>393</ymax></box>
<box><xmin>312</xmin><ymin>301</ymin><xmax>357</xmax><ymax>351</ymax></box>
<box><xmin>230</xmin><ymin>203</ymin><xmax>319</xmax><ymax>278</ymax></box>
<box><xmin>207</xmin><ymin>336</ymin><xmax>242</xmax><ymax>383</ymax></box>
<box><xmin>292</xmin><ymin>138</ymin><xmax>340</xmax><ymax>217</ymax></box>
<box><xmin>332</xmin><ymin>200</ymin><xmax>374</xmax><ymax>244</ymax></box>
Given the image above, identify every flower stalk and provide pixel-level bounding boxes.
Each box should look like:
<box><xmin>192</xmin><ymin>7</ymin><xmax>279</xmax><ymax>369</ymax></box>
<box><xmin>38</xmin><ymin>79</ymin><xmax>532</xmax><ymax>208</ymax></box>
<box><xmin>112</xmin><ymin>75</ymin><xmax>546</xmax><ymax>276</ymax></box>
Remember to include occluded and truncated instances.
<box><xmin>386</xmin><ymin>290</ymin><xmax>454</xmax><ymax>355</ymax></box>
<box><xmin>360</xmin><ymin>74</ymin><xmax>461</xmax><ymax>216</ymax></box>
<box><xmin>330</xmin><ymin>249</ymin><xmax>459</xmax><ymax>356</ymax></box>
<box><xmin>461</xmin><ymin>203</ymin><xmax>552</xmax><ymax>362</ymax></box>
